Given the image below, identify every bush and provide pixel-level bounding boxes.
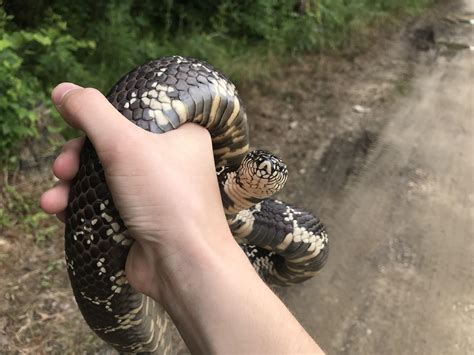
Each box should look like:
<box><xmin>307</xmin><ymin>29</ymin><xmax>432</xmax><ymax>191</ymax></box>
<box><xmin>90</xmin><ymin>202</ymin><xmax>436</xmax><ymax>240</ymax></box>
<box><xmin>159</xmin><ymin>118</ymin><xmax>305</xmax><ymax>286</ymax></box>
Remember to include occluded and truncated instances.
<box><xmin>0</xmin><ymin>8</ymin><xmax>94</xmax><ymax>164</ymax></box>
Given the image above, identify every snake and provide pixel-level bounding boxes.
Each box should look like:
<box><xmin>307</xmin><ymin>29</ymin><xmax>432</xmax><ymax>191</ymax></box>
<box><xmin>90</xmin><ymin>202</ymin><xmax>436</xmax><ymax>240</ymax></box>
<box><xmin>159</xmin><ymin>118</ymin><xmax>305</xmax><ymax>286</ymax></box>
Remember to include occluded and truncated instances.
<box><xmin>64</xmin><ymin>56</ymin><xmax>329</xmax><ymax>353</ymax></box>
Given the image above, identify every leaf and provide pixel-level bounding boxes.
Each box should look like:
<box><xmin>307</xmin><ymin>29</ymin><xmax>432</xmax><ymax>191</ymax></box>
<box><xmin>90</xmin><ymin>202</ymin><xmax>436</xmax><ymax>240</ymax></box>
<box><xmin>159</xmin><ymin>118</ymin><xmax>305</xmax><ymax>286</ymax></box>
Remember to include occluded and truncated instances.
<box><xmin>0</xmin><ymin>38</ymin><xmax>12</xmax><ymax>51</ymax></box>
<box><xmin>32</xmin><ymin>33</ymin><xmax>52</xmax><ymax>46</ymax></box>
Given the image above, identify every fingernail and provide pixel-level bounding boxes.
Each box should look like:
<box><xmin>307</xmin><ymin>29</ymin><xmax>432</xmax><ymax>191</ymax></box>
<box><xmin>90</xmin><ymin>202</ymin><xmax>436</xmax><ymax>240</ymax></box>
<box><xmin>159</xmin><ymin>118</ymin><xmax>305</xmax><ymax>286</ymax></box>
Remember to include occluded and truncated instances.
<box><xmin>52</xmin><ymin>83</ymin><xmax>82</xmax><ymax>106</ymax></box>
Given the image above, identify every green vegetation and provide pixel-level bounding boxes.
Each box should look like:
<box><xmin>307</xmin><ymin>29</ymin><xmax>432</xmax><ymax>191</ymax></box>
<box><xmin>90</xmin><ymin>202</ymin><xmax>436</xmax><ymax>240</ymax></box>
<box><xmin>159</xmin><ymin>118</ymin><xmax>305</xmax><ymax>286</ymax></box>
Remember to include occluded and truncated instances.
<box><xmin>0</xmin><ymin>0</ymin><xmax>435</xmax><ymax>165</ymax></box>
<box><xmin>0</xmin><ymin>181</ymin><xmax>59</xmax><ymax>243</ymax></box>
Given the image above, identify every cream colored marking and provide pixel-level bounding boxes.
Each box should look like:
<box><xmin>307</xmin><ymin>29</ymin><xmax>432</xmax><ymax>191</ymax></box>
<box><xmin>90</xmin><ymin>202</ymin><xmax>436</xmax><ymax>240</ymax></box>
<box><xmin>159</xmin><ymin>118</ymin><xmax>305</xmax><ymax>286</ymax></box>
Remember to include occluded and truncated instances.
<box><xmin>190</xmin><ymin>113</ymin><xmax>202</xmax><ymax>125</ymax></box>
<box><xmin>259</xmin><ymin>161</ymin><xmax>272</xmax><ymax>174</ymax></box>
<box><xmin>208</xmin><ymin>83</ymin><xmax>221</xmax><ymax>126</ymax></box>
<box><xmin>141</xmin><ymin>97</ymin><xmax>150</xmax><ymax>106</ymax></box>
<box><xmin>157</xmin><ymin>314</ymin><xmax>169</xmax><ymax>343</ymax></box>
<box><xmin>99</xmin><ymin>203</ymin><xmax>106</xmax><ymax>211</ymax></box>
<box><xmin>101</xmin><ymin>212</ymin><xmax>113</xmax><ymax>223</ymax></box>
<box><xmin>121</xmin><ymin>238</ymin><xmax>133</xmax><ymax>246</ymax></box>
<box><xmin>288</xmin><ymin>243</ymin><xmax>325</xmax><ymax>263</ymax></box>
<box><xmin>150</xmin><ymin>99</ymin><xmax>161</xmax><ymax>110</ymax></box>
<box><xmin>151</xmin><ymin>82</ymin><xmax>158</xmax><ymax>88</ymax></box>
<box><xmin>137</xmin><ymin>317</ymin><xmax>157</xmax><ymax>349</ymax></box>
<box><xmin>158</xmin><ymin>90</ymin><xmax>171</xmax><ymax>104</ymax></box>
<box><xmin>156</xmin><ymin>84</ymin><xmax>167</xmax><ymax>92</ymax></box>
<box><xmin>154</xmin><ymin>110</ymin><xmax>169</xmax><ymax>126</ymax></box>
<box><xmin>124</xmin><ymin>102</ymin><xmax>130</xmax><ymax>109</ymax></box>
<box><xmin>145</xmin><ymin>296</ymin><xmax>150</xmax><ymax>318</ymax></box>
<box><xmin>91</xmin><ymin>218</ymin><xmax>98</xmax><ymax>226</ymax></box>
<box><xmin>131</xmin><ymin>92</ymin><xmax>137</xmax><ymax>98</ymax></box>
<box><xmin>130</xmin><ymin>98</ymin><xmax>137</xmax><ymax>105</ymax></box>
<box><xmin>276</xmin><ymin>233</ymin><xmax>293</xmax><ymax>251</ymax></box>
<box><xmin>161</xmin><ymin>102</ymin><xmax>171</xmax><ymax>112</ymax></box>
<box><xmin>229</xmin><ymin>204</ymin><xmax>261</xmax><ymax>239</ymax></box>
<box><xmin>226</xmin><ymin>98</ymin><xmax>241</xmax><ymax>126</ymax></box>
<box><xmin>212</xmin><ymin>125</ymin><xmax>236</xmax><ymax>143</ymax></box>
<box><xmin>116</xmin><ymin>276</ymin><xmax>127</xmax><ymax>285</ymax></box>
<box><xmin>113</xmin><ymin>234</ymin><xmax>125</xmax><ymax>243</ymax></box>
<box><xmin>111</xmin><ymin>222</ymin><xmax>120</xmax><ymax>232</ymax></box>
<box><xmin>171</xmin><ymin>100</ymin><xmax>187</xmax><ymax>123</ymax></box>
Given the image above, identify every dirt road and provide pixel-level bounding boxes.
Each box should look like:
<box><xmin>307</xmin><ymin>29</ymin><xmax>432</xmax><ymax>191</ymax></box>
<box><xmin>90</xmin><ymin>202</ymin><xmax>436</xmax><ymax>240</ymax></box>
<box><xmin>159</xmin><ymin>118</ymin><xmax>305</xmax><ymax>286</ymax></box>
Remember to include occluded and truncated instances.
<box><xmin>280</xmin><ymin>2</ymin><xmax>474</xmax><ymax>354</ymax></box>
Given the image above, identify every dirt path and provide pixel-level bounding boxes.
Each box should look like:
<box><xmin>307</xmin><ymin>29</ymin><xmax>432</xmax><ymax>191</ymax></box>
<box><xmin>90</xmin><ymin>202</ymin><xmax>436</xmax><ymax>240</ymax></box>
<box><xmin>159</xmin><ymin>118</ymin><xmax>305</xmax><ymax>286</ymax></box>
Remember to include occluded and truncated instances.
<box><xmin>279</xmin><ymin>2</ymin><xmax>474</xmax><ymax>354</ymax></box>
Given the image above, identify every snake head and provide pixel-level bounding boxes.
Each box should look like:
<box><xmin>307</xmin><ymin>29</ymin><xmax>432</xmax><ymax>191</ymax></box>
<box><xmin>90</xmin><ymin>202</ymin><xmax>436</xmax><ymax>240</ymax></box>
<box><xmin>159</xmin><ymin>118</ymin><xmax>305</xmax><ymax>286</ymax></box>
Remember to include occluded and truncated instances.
<box><xmin>237</xmin><ymin>149</ymin><xmax>288</xmax><ymax>198</ymax></box>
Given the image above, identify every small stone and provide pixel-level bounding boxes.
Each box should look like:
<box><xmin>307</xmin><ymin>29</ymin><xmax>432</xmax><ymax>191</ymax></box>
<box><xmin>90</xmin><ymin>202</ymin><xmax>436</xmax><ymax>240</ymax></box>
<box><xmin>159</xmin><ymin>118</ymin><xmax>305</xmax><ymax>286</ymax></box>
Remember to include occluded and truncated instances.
<box><xmin>290</xmin><ymin>121</ymin><xmax>299</xmax><ymax>129</ymax></box>
<box><xmin>353</xmin><ymin>104</ymin><xmax>371</xmax><ymax>113</ymax></box>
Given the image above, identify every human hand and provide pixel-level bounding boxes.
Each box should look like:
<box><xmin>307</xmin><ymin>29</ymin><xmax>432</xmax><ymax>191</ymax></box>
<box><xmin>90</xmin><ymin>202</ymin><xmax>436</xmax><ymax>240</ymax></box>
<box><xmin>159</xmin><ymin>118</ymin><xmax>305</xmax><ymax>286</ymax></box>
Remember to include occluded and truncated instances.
<box><xmin>40</xmin><ymin>83</ymin><xmax>323</xmax><ymax>354</ymax></box>
<box><xmin>40</xmin><ymin>83</ymin><xmax>235</xmax><ymax>302</ymax></box>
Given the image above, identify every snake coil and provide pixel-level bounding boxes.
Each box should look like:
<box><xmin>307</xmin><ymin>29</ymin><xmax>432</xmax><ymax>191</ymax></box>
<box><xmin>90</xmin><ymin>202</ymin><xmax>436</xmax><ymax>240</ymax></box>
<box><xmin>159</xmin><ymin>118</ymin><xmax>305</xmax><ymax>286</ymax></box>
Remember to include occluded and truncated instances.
<box><xmin>65</xmin><ymin>56</ymin><xmax>328</xmax><ymax>353</ymax></box>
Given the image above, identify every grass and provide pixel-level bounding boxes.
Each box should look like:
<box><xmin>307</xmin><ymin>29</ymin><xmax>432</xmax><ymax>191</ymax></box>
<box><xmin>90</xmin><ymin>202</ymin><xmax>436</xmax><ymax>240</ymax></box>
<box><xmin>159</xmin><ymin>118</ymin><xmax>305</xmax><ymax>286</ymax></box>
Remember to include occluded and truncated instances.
<box><xmin>0</xmin><ymin>171</ymin><xmax>108</xmax><ymax>353</ymax></box>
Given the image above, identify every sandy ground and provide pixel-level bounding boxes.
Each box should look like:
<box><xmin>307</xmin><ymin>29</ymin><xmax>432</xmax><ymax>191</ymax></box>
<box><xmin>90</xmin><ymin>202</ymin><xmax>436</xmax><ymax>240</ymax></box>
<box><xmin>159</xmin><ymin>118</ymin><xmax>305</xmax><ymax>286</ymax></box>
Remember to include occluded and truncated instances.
<box><xmin>277</xmin><ymin>1</ymin><xmax>474</xmax><ymax>354</ymax></box>
<box><xmin>0</xmin><ymin>0</ymin><xmax>472</xmax><ymax>353</ymax></box>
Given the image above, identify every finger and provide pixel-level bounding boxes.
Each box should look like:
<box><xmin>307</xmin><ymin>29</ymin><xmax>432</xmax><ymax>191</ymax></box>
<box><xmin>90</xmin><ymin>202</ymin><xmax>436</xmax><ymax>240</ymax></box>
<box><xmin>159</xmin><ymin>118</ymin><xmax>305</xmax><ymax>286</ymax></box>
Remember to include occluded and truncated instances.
<box><xmin>39</xmin><ymin>180</ymin><xmax>70</xmax><ymax>215</ymax></box>
<box><xmin>53</xmin><ymin>137</ymin><xmax>85</xmax><ymax>181</ymax></box>
<box><xmin>51</xmin><ymin>83</ymin><xmax>142</xmax><ymax>155</ymax></box>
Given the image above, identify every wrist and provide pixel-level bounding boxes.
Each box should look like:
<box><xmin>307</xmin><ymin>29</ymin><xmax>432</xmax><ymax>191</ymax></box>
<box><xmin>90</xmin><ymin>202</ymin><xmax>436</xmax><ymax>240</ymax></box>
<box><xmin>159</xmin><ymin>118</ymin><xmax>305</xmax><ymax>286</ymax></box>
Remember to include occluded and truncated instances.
<box><xmin>149</xmin><ymin>219</ymin><xmax>242</xmax><ymax>303</ymax></box>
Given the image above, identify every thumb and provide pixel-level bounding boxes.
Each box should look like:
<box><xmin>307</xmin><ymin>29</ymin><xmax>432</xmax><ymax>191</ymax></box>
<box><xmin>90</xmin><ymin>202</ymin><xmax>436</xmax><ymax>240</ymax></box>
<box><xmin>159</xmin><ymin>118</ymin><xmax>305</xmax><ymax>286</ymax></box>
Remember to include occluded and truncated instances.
<box><xmin>52</xmin><ymin>83</ymin><xmax>142</xmax><ymax>156</ymax></box>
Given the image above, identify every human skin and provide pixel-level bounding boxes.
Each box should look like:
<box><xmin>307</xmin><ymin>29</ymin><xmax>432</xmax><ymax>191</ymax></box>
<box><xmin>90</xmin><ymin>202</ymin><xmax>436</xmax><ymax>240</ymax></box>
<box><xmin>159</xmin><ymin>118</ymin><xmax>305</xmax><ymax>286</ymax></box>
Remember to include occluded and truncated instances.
<box><xmin>40</xmin><ymin>83</ymin><xmax>324</xmax><ymax>354</ymax></box>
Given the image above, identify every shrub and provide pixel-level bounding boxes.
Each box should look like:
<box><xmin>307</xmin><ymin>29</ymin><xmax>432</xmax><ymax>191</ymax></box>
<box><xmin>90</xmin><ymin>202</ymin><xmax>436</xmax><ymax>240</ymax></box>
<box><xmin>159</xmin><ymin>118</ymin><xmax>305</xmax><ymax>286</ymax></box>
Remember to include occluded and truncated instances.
<box><xmin>0</xmin><ymin>8</ymin><xmax>94</xmax><ymax>164</ymax></box>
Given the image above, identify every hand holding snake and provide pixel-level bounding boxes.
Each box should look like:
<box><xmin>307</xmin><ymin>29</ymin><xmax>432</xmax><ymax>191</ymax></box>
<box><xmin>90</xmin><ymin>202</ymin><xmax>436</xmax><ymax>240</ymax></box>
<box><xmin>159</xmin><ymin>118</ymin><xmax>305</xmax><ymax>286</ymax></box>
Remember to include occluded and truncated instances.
<box><xmin>40</xmin><ymin>57</ymin><xmax>328</xmax><ymax>353</ymax></box>
<box><xmin>40</xmin><ymin>82</ymin><xmax>323</xmax><ymax>354</ymax></box>
<box><xmin>43</xmin><ymin>83</ymin><xmax>233</xmax><ymax>303</ymax></box>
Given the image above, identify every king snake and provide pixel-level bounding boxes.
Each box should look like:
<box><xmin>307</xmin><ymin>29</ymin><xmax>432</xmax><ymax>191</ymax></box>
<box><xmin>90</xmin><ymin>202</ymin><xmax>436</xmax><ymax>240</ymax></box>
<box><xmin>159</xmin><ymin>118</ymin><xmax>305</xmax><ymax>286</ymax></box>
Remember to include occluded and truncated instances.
<box><xmin>65</xmin><ymin>56</ymin><xmax>329</xmax><ymax>353</ymax></box>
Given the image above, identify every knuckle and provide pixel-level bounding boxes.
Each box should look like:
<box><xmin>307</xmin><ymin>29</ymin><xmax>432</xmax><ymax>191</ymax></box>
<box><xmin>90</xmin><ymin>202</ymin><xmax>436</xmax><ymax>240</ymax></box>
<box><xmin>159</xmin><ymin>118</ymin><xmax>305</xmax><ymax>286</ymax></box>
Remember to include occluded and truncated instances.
<box><xmin>82</xmin><ymin>87</ymin><xmax>103</xmax><ymax>101</ymax></box>
<box><xmin>62</xmin><ymin>87</ymin><xmax>104</xmax><ymax>117</ymax></box>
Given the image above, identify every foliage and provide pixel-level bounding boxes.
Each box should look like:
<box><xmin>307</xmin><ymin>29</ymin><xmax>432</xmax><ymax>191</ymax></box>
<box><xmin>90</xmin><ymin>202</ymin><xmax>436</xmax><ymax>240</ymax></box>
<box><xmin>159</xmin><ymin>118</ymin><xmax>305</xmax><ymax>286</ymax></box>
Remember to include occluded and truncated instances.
<box><xmin>0</xmin><ymin>0</ymin><xmax>436</xmax><ymax>166</ymax></box>
<box><xmin>0</xmin><ymin>180</ymin><xmax>58</xmax><ymax>243</ymax></box>
<box><xmin>0</xmin><ymin>8</ymin><xmax>94</xmax><ymax>165</ymax></box>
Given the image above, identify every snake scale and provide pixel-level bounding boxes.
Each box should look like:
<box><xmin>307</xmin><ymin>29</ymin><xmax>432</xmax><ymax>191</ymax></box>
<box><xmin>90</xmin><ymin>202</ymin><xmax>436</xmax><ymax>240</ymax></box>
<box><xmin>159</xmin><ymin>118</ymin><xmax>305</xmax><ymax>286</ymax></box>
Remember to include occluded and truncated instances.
<box><xmin>65</xmin><ymin>56</ymin><xmax>329</xmax><ymax>353</ymax></box>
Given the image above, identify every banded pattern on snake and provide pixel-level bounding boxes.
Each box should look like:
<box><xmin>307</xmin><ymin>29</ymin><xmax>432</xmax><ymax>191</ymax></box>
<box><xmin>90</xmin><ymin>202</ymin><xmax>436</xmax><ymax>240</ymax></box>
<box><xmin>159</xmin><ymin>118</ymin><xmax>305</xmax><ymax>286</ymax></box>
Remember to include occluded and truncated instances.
<box><xmin>65</xmin><ymin>56</ymin><xmax>328</xmax><ymax>353</ymax></box>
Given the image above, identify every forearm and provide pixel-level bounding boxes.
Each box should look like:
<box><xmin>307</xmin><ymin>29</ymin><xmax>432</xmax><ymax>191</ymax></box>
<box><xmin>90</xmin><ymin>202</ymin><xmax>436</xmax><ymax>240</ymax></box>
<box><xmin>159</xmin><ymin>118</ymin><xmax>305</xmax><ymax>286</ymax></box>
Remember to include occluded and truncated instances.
<box><xmin>155</xmin><ymin>226</ymin><xmax>323</xmax><ymax>354</ymax></box>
